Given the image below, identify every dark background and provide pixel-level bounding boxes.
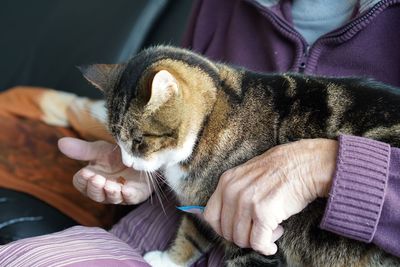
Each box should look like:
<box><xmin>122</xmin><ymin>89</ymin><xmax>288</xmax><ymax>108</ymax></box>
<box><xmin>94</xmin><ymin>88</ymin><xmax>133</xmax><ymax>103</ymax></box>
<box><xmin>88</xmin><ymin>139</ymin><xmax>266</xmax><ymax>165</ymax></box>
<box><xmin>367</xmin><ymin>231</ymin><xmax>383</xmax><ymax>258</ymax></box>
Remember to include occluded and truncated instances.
<box><xmin>0</xmin><ymin>0</ymin><xmax>193</xmax><ymax>98</ymax></box>
<box><xmin>0</xmin><ymin>0</ymin><xmax>194</xmax><ymax>243</ymax></box>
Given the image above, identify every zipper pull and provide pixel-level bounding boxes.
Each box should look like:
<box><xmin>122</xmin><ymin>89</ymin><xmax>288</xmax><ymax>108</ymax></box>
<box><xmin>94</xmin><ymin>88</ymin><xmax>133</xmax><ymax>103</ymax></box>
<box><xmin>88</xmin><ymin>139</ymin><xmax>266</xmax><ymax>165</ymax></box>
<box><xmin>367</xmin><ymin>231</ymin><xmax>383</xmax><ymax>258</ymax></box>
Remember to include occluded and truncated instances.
<box><xmin>299</xmin><ymin>45</ymin><xmax>310</xmax><ymax>73</ymax></box>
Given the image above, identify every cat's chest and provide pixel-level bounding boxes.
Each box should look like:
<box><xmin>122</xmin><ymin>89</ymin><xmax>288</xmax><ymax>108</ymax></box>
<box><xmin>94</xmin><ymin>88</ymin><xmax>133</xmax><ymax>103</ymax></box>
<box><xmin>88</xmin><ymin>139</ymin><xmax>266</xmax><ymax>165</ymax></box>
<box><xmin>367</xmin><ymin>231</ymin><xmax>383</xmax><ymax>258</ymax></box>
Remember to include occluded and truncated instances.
<box><xmin>163</xmin><ymin>164</ymin><xmax>187</xmax><ymax>192</ymax></box>
<box><xmin>163</xmin><ymin>164</ymin><xmax>208</xmax><ymax>205</ymax></box>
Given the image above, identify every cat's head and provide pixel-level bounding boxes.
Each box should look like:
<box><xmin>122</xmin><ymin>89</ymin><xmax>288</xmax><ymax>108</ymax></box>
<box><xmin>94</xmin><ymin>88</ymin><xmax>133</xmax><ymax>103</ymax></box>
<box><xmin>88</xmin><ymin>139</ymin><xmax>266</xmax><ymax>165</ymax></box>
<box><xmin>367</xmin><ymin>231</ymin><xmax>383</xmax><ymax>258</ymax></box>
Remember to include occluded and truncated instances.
<box><xmin>80</xmin><ymin>46</ymin><xmax>220</xmax><ymax>171</ymax></box>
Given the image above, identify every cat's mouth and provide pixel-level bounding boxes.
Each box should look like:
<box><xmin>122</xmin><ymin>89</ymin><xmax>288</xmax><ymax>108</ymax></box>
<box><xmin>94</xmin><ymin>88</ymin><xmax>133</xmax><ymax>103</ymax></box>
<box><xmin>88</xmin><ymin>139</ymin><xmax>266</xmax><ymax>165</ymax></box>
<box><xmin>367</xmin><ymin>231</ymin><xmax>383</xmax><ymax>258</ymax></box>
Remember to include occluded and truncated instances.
<box><xmin>117</xmin><ymin>132</ymin><xmax>197</xmax><ymax>172</ymax></box>
<box><xmin>119</xmin><ymin>143</ymin><xmax>162</xmax><ymax>172</ymax></box>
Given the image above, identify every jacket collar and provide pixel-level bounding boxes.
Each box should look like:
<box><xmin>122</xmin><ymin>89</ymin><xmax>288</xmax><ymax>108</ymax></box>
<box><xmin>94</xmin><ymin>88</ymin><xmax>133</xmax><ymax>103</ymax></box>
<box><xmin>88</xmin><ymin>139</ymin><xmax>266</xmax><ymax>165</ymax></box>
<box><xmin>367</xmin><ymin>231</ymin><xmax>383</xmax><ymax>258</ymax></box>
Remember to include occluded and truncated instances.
<box><xmin>359</xmin><ymin>0</ymin><xmax>381</xmax><ymax>13</ymax></box>
<box><xmin>253</xmin><ymin>0</ymin><xmax>381</xmax><ymax>14</ymax></box>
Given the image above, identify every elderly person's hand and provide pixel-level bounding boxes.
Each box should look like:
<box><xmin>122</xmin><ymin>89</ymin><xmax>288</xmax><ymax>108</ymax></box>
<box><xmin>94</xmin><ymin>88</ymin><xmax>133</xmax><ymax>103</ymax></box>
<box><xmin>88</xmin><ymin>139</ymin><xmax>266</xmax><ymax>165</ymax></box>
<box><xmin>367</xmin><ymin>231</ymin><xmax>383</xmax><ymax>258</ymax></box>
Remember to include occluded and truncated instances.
<box><xmin>203</xmin><ymin>139</ymin><xmax>338</xmax><ymax>256</ymax></box>
<box><xmin>58</xmin><ymin>137</ymin><xmax>152</xmax><ymax>204</ymax></box>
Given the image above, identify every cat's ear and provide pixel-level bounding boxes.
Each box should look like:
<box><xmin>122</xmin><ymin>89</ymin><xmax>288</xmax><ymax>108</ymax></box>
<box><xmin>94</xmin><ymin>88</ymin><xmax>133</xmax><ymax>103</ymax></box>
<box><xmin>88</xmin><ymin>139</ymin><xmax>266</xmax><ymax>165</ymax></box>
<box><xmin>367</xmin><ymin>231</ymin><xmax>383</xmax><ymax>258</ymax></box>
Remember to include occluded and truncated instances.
<box><xmin>146</xmin><ymin>70</ymin><xmax>179</xmax><ymax>109</ymax></box>
<box><xmin>78</xmin><ymin>64</ymin><xmax>125</xmax><ymax>93</ymax></box>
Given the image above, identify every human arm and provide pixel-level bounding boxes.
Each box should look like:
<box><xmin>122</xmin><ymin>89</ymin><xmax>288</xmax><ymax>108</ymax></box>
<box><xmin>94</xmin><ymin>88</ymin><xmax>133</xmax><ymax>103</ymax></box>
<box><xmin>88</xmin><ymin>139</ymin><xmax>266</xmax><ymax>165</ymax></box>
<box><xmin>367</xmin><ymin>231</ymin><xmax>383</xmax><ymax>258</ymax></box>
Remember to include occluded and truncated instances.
<box><xmin>204</xmin><ymin>136</ymin><xmax>400</xmax><ymax>257</ymax></box>
<box><xmin>58</xmin><ymin>137</ymin><xmax>153</xmax><ymax>205</ymax></box>
<box><xmin>203</xmin><ymin>138</ymin><xmax>338</xmax><ymax>255</ymax></box>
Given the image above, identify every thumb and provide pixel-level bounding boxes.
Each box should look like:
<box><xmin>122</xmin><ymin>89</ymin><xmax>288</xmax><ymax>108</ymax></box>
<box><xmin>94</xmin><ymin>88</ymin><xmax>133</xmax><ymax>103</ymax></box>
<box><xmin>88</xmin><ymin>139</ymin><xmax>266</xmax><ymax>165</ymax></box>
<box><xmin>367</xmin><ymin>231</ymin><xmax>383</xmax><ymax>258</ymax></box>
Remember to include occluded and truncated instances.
<box><xmin>58</xmin><ymin>137</ymin><xmax>113</xmax><ymax>161</ymax></box>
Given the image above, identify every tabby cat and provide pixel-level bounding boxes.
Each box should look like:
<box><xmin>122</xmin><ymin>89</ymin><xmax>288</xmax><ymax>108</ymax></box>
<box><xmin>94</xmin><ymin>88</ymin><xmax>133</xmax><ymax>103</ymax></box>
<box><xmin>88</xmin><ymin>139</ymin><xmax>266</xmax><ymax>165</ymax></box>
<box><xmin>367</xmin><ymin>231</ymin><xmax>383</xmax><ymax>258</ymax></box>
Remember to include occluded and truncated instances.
<box><xmin>80</xmin><ymin>46</ymin><xmax>400</xmax><ymax>267</ymax></box>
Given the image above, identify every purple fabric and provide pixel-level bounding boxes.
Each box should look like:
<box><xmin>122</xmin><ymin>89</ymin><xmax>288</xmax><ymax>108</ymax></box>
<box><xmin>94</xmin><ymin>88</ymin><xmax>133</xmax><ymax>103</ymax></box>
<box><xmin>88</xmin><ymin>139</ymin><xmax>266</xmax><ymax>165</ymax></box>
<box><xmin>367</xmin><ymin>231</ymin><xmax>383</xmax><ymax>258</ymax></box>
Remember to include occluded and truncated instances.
<box><xmin>321</xmin><ymin>136</ymin><xmax>400</xmax><ymax>257</ymax></box>
<box><xmin>183</xmin><ymin>0</ymin><xmax>400</xmax><ymax>87</ymax></box>
<box><xmin>0</xmin><ymin>226</ymin><xmax>150</xmax><ymax>267</ymax></box>
<box><xmin>183</xmin><ymin>0</ymin><xmax>400</xmax><ymax>258</ymax></box>
<box><xmin>0</xmin><ymin>192</ymin><xmax>225</xmax><ymax>266</ymax></box>
<box><xmin>66</xmin><ymin>259</ymin><xmax>149</xmax><ymax>267</ymax></box>
<box><xmin>321</xmin><ymin>135</ymin><xmax>391</xmax><ymax>243</ymax></box>
<box><xmin>373</xmin><ymin>147</ymin><xmax>400</xmax><ymax>257</ymax></box>
<box><xmin>109</xmin><ymin>191</ymin><xmax>225</xmax><ymax>267</ymax></box>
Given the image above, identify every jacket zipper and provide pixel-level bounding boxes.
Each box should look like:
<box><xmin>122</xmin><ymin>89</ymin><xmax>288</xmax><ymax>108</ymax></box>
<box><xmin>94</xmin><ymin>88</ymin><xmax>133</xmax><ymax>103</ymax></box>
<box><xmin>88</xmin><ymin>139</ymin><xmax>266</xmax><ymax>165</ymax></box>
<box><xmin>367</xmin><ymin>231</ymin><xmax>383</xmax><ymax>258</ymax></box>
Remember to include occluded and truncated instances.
<box><xmin>245</xmin><ymin>0</ymin><xmax>398</xmax><ymax>73</ymax></box>
<box><xmin>299</xmin><ymin>45</ymin><xmax>310</xmax><ymax>73</ymax></box>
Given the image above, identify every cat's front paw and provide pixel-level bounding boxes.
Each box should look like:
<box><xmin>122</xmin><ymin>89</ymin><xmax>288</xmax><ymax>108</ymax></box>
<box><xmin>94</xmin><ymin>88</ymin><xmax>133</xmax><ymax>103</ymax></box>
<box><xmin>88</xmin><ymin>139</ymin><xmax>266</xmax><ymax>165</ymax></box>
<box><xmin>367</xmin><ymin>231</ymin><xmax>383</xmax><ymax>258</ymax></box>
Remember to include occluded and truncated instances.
<box><xmin>144</xmin><ymin>250</ymin><xmax>186</xmax><ymax>267</ymax></box>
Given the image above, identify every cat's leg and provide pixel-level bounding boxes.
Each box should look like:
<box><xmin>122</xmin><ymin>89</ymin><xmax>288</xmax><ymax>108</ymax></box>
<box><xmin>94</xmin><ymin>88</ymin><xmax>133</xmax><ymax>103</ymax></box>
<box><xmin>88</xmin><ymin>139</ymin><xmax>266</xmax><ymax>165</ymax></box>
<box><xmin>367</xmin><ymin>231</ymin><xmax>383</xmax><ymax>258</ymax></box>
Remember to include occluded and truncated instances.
<box><xmin>144</xmin><ymin>215</ymin><xmax>211</xmax><ymax>267</ymax></box>
<box><xmin>223</xmin><ymin>243</ymin><xmax>281</xmax><ymax>267</ymax></box>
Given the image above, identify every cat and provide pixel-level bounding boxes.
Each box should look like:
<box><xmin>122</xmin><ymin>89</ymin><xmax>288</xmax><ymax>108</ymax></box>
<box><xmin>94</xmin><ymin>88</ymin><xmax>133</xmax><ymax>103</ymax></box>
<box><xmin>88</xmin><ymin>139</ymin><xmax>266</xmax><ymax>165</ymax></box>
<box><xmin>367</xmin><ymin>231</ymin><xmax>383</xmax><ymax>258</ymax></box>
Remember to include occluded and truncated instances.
<box><xmin>80</xmin><ymin>45</ymin><xmax>400</xmax><ymax>267</ymax></box>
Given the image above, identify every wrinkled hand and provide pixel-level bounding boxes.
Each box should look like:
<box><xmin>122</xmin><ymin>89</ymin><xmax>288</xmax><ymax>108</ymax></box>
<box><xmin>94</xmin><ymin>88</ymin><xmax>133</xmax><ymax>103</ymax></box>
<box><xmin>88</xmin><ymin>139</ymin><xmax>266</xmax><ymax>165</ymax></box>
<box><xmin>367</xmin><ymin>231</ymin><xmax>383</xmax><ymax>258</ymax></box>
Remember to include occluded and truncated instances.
<box><xmin>58</xmin><ymin>137</ymin><xmax>152</xmax><ymax>204</ymax></box>
<box><xmin>204</xmin><ymin>139</ymin><xmax>338</xmax><ymax>256</ymax></box>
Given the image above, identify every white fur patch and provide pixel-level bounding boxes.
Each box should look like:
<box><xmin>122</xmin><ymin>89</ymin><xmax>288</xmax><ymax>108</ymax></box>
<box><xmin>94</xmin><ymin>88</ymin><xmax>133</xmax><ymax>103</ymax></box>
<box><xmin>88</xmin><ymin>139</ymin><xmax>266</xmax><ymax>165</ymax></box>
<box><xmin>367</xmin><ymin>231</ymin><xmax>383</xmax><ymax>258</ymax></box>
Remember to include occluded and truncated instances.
<box><xmin>119</xmin><ymin>143</ymin><xmax>163</xmax><ymax>171</ymax></box>
<box><xmin>163</xmin><ymin>164</ymin><xmax>187</xmax><ymax>191</ymax></box>
<box><xmin>144</xmin><ymin>250</ymin><xmax>186</xmax><ymax>267</ymax></box>
<box><xmin>118</xmin><ymin>133</ymin><xmax>196</xmax><ymax>179</ymax></box>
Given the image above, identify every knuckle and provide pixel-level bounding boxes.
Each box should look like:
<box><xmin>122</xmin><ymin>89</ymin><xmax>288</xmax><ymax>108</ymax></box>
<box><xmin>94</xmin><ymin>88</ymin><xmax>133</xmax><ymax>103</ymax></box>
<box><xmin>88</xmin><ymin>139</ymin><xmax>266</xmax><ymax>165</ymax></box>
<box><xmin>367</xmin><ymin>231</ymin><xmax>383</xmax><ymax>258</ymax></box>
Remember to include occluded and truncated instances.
<box><xmin>220</xmin><ymin>170</ymin><xmax>232</xmax><ymax>185</ymax></box>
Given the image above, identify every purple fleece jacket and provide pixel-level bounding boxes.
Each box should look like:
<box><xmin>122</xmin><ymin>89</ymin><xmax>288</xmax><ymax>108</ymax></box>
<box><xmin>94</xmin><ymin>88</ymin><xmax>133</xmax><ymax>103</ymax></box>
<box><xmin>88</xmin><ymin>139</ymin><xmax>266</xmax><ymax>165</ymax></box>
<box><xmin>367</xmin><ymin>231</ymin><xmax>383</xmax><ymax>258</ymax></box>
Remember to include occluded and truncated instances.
<box><xmin>182</xmin><ymin>0</ymin><xmax>400</xmax><ymax>257</ymax></box>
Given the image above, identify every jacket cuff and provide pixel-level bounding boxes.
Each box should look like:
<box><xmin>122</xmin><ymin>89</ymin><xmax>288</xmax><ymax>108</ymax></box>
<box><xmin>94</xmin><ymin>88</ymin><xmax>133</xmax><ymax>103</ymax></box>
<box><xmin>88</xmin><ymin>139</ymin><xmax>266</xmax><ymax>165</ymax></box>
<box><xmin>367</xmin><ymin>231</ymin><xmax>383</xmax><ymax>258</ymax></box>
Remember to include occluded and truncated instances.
<box><xmin>320</xmin><ymin>135</ymin><xmax>391</xmax><ymax>242</ymax></box>
<box><xmin>372</xmin><ymin>147</ymin><xmax>400</xmax><ymax>257</ymax></box>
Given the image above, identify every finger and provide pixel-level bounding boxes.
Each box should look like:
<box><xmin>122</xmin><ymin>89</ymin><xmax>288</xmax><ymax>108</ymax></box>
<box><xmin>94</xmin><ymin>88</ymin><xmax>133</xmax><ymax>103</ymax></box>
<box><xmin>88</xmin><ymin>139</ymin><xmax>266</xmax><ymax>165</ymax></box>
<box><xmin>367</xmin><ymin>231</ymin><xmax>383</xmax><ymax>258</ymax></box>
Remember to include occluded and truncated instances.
<box><xmin>204</xmin><ymin>186</ymin><xmax>223</xmax><ymax>235</ymax></box>
<box><xmin>86</xmin><ymin>175</ymin><xmax>106</xmax><ymax>202</ymax></box>
<box><xmin>104</xmin><ymin>180</ymin><xmax>123</xmax><ymax>204</ymax></box>
<box><xmin>72</xmin><ymin>168</ymin><xmax>94</xmax><ymax>194</ymax></box>
<box><xmin>232</xmin><ymin>208</ymin><xmax>252</xmax><ymax>248</ymax></box>
<box><xmin>58</xmin><ymin>137</ymin><xmax>112</xmax><ymax>162</ymax></box>
<box><xmin>220</xmin><ymin>201</ymin><xmax>236</xmax><ymax>242</ymax></box>
<box><xmin>250</xmin><ymin>221</ymin><xmax>277</xmax><ymax>255</ymax></box>
<box><xmin>271</xmin><ymin>225</ymin><xmax>284</xmax><ymax>242</ymax></box>
<box><xmin>122</xmin><ymin>186</ymin><xmax>149</xmax><ymax>205</ymax></box>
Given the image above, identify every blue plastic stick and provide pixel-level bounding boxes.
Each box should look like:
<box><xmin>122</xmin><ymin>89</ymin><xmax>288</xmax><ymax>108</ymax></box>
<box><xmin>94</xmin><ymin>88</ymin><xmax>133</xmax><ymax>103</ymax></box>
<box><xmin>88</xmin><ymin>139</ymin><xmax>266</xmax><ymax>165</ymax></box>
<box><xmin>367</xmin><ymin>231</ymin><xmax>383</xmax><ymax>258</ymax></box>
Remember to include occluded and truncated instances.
<box><xmin>176</xmin><ymin>205</ymin><xmax>205</xmax><ymax>214</ymax></box>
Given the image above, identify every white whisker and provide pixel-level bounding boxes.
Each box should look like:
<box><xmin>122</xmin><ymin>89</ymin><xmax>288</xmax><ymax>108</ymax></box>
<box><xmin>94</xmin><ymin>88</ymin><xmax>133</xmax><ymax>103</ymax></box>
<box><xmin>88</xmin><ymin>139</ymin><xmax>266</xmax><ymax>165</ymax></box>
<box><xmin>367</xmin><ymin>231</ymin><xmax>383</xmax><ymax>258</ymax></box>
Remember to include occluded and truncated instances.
<box><xmin>147</xmin><ymin>171</ymin><xmax>166</xmax><ymax>215</ymax></box>
<box><xmin>142</xmin><ymin>170</ymin><xmax>153</xmax><ymax>202</ymax></box>
<box><xmin>143</xmin><ymin>171</ymin><xmax>153</xmax><ymax>205</ymax></box>
<box><xmin>152</xmin><ymin>172</ymin><xmax>167</xmax><ymax>200</ymax></box>
<box><xmin>112</xmin><ymin>144</ymin><xmax>119</xmax><ymax>152</ymax></box>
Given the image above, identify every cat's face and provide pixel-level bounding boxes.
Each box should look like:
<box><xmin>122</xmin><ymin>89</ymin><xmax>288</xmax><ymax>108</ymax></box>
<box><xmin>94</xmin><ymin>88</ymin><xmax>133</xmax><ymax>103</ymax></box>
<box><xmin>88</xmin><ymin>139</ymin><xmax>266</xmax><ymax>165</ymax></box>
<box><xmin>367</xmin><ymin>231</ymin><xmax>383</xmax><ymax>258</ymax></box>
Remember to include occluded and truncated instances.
<box><xmin>113</xmin><ymin>69</ymin><xmax>185</xmax><ymax>171</ymax></box>
<box><xmin>80</xmin><ymin>46</ymin><xmax>219</xmax><ymax>172</ymax></box>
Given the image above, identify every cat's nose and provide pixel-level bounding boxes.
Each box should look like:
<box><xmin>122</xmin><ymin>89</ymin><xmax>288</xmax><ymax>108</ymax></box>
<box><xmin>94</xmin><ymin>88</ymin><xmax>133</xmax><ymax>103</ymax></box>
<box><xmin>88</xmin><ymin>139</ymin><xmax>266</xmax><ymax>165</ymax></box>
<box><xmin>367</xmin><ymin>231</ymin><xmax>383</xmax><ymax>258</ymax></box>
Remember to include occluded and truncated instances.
<box><xmin>132</xmin><ymin>136</ymin><xmax>143</xmax><ymax>151</ymax></box>
<box><xmin>133</xmin><ymin>136</ymin><xmax>143</xmax><ymax>145</ymax></box>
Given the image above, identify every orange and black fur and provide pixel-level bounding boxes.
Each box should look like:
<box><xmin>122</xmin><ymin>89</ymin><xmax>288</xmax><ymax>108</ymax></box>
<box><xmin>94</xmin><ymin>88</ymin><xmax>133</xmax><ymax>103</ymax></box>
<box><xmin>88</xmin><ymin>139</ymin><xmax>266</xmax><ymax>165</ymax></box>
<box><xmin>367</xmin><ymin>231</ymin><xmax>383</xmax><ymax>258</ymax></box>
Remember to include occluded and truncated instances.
<box><xmin>81</xmin><ymin>46</ymin><xmax>400</xmax><ymax>267</ymax></box>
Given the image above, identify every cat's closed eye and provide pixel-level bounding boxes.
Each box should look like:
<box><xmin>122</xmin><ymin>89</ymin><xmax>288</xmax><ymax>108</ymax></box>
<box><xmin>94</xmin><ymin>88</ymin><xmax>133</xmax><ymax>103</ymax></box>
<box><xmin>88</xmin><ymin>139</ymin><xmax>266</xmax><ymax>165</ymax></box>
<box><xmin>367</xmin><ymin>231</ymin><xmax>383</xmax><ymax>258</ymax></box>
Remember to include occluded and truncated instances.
<box><xmin>142</xmin><ymin>133</ymin><xmax>174</xmax><ymax>138</ymax></box>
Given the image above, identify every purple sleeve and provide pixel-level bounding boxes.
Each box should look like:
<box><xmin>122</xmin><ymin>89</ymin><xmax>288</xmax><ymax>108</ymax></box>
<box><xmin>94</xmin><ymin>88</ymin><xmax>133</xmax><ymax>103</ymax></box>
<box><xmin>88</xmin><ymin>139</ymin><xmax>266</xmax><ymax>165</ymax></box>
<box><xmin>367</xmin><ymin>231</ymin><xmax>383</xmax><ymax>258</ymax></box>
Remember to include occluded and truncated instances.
<box><xmin>320</xmin><ymin>135</ymin><xmax>400</xmax><ymax>257</ymax></box>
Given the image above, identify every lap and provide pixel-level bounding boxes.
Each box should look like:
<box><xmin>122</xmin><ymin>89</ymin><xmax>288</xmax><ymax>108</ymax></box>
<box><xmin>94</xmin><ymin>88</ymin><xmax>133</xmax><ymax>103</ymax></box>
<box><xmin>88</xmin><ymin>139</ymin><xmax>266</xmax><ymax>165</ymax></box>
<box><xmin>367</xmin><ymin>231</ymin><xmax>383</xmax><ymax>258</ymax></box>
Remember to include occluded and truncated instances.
<box><xmin>0</xmin><ymin>192</ymin><xmax>224</xmax><ymax>267</ymax></box>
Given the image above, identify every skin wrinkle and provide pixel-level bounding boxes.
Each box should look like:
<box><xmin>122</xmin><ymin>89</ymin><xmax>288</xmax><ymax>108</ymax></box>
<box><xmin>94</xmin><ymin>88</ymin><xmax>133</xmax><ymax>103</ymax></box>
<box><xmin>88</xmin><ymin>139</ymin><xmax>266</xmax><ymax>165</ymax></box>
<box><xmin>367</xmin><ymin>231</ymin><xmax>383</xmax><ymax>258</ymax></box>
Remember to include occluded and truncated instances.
<box><xmin>80</xmin><ymin>46</ymin><xmax>400</xmax><ymax>266</ymax></box>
